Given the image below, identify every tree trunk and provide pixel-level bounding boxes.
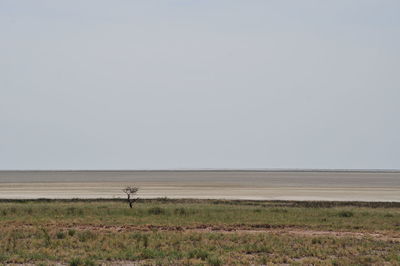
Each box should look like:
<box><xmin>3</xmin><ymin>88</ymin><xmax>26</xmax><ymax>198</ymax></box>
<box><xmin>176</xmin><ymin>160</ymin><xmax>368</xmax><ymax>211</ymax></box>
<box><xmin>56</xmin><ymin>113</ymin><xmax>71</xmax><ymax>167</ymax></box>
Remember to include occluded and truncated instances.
<box><xmin>127</xmin><ymin>194</ymin><xmax>132</xmax><ymax>208</ymax></box>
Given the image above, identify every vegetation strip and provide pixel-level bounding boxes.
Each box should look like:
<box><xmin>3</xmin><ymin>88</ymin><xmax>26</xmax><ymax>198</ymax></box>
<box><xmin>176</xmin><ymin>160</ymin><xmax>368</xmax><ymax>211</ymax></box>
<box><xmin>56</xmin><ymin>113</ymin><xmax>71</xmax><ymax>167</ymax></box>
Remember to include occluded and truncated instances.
<box><xmin>0</xmin><ymin>199</ymin><xmax>399</xmax><ymax>265</ymax></box>
<box><xmin>1</xmin><ymin>198</ymin><xmax>400</xmax><ymax>208</ymax></box>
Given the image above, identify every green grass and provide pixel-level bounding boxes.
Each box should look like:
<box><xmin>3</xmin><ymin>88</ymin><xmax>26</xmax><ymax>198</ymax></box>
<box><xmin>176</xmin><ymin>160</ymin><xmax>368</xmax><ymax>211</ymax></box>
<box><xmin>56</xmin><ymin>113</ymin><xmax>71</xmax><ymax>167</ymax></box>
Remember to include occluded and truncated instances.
<box><xmin>0</xmin><ymin>199</ymin><xmax>399</xmax><ymax>265</ymax></box>
<box><xmin>1</xmin><ymin>200</ymin><xmax>399</xmax><ymax>231</ymax></box>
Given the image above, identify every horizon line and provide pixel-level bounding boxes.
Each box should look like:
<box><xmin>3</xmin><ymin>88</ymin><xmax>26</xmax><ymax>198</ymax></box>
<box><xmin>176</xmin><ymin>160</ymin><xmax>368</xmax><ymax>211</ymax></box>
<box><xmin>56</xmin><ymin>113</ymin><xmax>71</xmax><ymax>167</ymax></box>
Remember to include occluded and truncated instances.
<box><xmin>1</xmin><ymin>168</ymin><xmax>400</xmax><ymax>173</ymax></box>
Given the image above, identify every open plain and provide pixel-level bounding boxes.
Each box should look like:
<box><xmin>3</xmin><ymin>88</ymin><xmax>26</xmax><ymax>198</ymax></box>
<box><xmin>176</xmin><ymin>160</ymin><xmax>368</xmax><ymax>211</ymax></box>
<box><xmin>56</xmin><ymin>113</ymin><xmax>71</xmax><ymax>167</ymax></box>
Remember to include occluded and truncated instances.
<box><xmin>0</xmin><ymin>170</ymin><xmax>399</xmax><ymax>201</ymax></box>
<box><xmin>1</xmin><ymin>171</ymin><xmax>400</xmax><ymax>265</ymax></box>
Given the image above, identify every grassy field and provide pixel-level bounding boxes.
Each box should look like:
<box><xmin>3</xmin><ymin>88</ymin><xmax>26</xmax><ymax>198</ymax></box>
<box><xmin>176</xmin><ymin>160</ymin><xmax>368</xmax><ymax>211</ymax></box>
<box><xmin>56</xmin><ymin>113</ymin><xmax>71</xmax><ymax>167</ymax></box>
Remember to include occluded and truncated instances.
<box><xmin>0</xmin><ymin>199</ymin><xmax>399</xmax><ymax>265</ymax></box>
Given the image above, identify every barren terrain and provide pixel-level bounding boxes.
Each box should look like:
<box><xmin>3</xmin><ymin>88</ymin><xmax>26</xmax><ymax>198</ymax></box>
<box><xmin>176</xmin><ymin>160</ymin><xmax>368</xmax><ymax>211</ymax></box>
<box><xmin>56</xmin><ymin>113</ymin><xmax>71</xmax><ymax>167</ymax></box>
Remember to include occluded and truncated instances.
<box><xmin>1</xmin><ymin>170</ymin><xmax>399</xmax><ymax>201</ymax></box>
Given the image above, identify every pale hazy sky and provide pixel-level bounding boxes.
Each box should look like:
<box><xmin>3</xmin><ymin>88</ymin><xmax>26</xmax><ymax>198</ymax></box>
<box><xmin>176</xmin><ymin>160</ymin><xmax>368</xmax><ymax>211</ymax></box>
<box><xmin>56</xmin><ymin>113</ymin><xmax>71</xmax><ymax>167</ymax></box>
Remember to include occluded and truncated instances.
<box><xmin>1</xmin><ymin>0</ymin><xmax>399</xmax><ymax>170</ymax></box>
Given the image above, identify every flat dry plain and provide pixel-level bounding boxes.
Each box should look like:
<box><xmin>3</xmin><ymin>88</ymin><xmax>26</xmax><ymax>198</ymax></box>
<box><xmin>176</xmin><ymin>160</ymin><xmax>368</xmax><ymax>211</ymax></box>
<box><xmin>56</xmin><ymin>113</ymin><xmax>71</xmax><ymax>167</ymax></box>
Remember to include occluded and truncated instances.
<box><xmin>0</xmin><ymin>170</ymin><xmax>399</xmax><ymax>201</ymax></box>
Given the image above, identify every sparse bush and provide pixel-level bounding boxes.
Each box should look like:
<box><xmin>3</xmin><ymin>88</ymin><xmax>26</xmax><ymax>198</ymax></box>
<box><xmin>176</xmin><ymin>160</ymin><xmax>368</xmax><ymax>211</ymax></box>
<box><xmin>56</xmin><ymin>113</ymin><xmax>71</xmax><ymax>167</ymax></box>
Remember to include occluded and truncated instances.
<box><xmin>56</xmin><ymin>231</ymin><xmax>65</xmax><ymax>239</ymax></box>
<box><xmin>207</xmin><ymin>255</ymin><xmax>222</xmax><ymax>266</ymax></box>
<box><xmin>270</xmin><ymin>208</ymin><xmax>288</xmax><ymax>213</ymax></box>
<box><xmin>244</xmin><ymin>243</ymin><xmax>271</xmax><ymax>254</ymax></box>
<box><xmin>173</xmin><ymin>207</ymin><xmax>198</xmax><ymax>216</ymax></box>
<box><xmin>157</xmin><ymin>197</ymin><xmax>169</xmax><ymax>203</ymax></box>
<box><xmin>69</xmin><ymin>258</ymin><xmax>82</xmax><ymax>266</ymax></box>
<box><xmin>338</xmin><ymin>211</ymin><xmax>354</xmax><ymax>217</ymax></box>
<box><xmin>173</xmin><ymin>207</ymin><xmax>188</xmax><ymax>216</ymax></box>
<box><xmin>142</xmin><ymin>234</ymin><xmax>149</xmax><ymax>248</ymax></box>
<box><xmin>69</xmin><ymin>257</ymin><xmax>95</xmax><ymax>266</ymax></box>
<box><xmin>83</xmin><ymin>258</ymin><xmax>96</xmax><ymax>266</ymax></box>
<box><xmin>78</xmin><ymin>231</ymin><xmax>96</xmax><ymax>242</ymax></box>
<box><xmin>188</xmin><ymin>249</ymin><xmax>209</xmax><ymax>260</ymax></box>
<box><xmin>130</xmin><ymin>232</ymin><xmax>143</xmax><ymax>240</ymax></box>
<box><xmin>0</xmin><ymin>254</ymin><xmax>8</xmax><ymax>262</ymax></box>
<box><xmin>189</xmin><ymin>234</ymin><xmax>202</xmax><ymax>241</ymax></box>
<box><xmin>260</xmin><ymin>256</ymin><xmax>268</xmax><ymax>264</ymax></box>
<box><xmin>141</xmin><ymin>248</ymin><xmax>158</xmax><ymax>259</ymax></box>
<box><xmin>41</xmin><ymin>228</ymin><xmax>51</xmax><ymax>247</ymax></box>
<box><xmin>148</xmin><ymin>207</ymin><xmax>166</xmax><ymax>215</ymax></box>
<box><xmin>312</xmin><ymin>238</ymin><xmax>322</xmax><ymax>244</ymax></box>
<box><xmin>131</xmin><ymin>232</ymin><xmax>149</xmax><ymax>248</ymax></box>
<box><xmin>66</xmin><ymin>207</ymin><xmax>76</xmax><ymax>215</ymax></box>
<box><xmin>68</xmin><ymin>229</ymin><xmax>76</xmax><ymax>236</ymax></box>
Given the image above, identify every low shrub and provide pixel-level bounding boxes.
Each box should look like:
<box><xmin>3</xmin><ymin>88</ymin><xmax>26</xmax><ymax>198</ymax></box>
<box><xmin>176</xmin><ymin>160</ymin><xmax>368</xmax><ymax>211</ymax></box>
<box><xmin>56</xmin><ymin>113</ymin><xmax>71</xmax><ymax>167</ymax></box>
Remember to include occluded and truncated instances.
<box><xmin>56</xmin><ymin>231</ymin><xmax>65</xmax><ymax>239</ymax></box>
<box><xmin>69</xmin><ymin>258</ymin><xmax>82</xmax><ymax>266</ymax></box>
<box><xmin>141</xmin><ymin>248</ymin><xmax>160</xmax><ymax>259</ymax></box>
<box><xmin>188</xmin><ymin>249</ymin><xmax>209</xmax><ymax>260</ymax></box>
<box><xmin>78</xmin><ymin>231</ymin><xmax>96</xmax><ymax>242</ymax></box>
<box><xmin>173</xmin><ymin>207</ymin><xmax>188</xmax><ymax>216</ymax></box>
<box><xmin>207</xmin><ymin>255</ymin><xmax>223</xmax><ymax>266</ymax></box>
<box><xmin>148</xmin><ymin>207</ymin><xmax>166</xmax><ymax>215</ymax></box>
<box><xmin>68</xmin><ymin>229</ymin><xmax>76</xmax><ymax>236</ymax></box>
<box><xmin>69</xmin><ymin>257</ymin><xmax>95</xmax><ymax>266</ymax></box>
<box><xmin>338</xmin><ymin>211</ymin><xmax>354</xmax><ymax>217</ymax></box>
<box><xmin>270</xmin><ymin>208</ymin><xmax>288</xmax><ymax>213</ymax></box>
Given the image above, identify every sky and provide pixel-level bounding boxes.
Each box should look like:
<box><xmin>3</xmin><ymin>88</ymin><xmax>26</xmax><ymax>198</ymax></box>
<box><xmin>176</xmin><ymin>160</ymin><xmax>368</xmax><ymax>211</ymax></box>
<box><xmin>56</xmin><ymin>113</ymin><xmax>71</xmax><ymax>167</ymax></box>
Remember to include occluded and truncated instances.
<box><xmin>0</xmin><ymin>0</ymin><xmax>399</xmax><ymax>170</ymax></box>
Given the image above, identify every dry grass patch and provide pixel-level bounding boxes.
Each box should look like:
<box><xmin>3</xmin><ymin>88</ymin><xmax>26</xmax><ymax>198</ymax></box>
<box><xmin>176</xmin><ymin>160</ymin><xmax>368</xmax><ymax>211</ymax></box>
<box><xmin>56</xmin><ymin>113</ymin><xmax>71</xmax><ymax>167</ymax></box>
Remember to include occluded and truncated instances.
<box><xmin>0</xmin><ymin>199</ymin><xmax>399</xmax><ymax>265</ymax></box>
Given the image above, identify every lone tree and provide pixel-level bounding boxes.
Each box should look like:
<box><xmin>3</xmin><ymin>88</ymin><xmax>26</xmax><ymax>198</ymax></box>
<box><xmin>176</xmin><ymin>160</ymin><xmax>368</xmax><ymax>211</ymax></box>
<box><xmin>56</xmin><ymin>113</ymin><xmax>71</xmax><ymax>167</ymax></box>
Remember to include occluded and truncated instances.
<box><xmin>122</xmin><ymin>186</ymin><xmax>139</xmax><ymax>208</ymax></box>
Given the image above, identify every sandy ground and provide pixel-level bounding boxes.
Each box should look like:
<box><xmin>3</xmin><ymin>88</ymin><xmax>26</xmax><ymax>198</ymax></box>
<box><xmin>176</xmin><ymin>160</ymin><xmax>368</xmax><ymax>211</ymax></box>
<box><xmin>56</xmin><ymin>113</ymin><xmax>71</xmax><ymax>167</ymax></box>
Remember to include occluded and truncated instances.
<box><xmin>0</xmin><ymin>170</ymin><xmax>399</xmax><ymax>201</ymax></box>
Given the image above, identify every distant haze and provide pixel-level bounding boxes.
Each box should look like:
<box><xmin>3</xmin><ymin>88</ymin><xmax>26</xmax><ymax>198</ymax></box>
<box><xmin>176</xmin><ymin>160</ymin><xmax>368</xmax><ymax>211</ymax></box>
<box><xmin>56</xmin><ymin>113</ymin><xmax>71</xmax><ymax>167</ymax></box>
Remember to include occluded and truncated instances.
<box><xmin>1</xmin><ymin>0</ymin><xmax>399</xmax><ymax>170</ymax></box>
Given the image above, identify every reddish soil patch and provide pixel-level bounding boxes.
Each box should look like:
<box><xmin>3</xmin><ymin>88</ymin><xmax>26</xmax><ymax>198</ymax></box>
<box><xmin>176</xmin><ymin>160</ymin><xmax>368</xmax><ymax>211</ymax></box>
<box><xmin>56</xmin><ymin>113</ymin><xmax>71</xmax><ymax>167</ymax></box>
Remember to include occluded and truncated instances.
<box><xmin>12</xmin><ymin>223</ymin><xmax>400</xmax><ymax>242</ymax></box>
